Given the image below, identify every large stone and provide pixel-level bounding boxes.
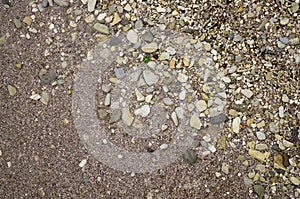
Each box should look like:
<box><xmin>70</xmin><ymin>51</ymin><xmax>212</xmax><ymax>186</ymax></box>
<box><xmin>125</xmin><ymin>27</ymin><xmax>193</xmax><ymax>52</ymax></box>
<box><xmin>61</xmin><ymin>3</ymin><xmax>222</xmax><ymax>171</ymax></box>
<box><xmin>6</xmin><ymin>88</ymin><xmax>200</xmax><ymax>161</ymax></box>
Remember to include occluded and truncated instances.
<box><xmin>141</xmin><ymin>42</ymin><xmax>158</xmax><ymax>53</ymax></box>
<box><xmin>87</xmin><ymin>0</ymin><xmax>96</xmax><ymax>12</ymax></box>
<box><xmin>190</xmin><ymin>114</ymin><xmax>201</xmax><ymax>129</ymax></box>
<box><xmin>195</xmin><ymin>100</ymin><xmax>207</xmax><ymax>112</ymax></box>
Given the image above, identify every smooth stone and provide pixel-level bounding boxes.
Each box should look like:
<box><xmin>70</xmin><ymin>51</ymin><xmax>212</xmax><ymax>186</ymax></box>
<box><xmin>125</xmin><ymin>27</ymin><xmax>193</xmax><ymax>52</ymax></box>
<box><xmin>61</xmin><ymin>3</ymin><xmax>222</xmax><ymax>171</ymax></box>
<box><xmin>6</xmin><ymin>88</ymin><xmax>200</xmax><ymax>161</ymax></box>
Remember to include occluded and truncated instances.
<box><xmin>179</xmin><ymin>90</ymin><xmax>186</xmax><ymax>100</ymax></box>
<box><xmin>134</xmin><ymin>105</ymin><xmax>150</xmax><ymax>117</ymax></box>
<box><xmin>53</xmin><ymin>0</ymin><xmax>69</xmax><ymax>7</ymax></box>
<box><xmin>249</xmin><ymin>149</ymin><xmax>270</xmax><ymax>162</ymax></box>
<box><xmin>13</xmin><ymin>18</ymin><xmax>22</xmax><ymax>29</ymax></box>
<box><xmin>93</xmin><ymin>23</ymin><xmax>110</xmax><ymax>34</ymax></box>
<box><xmin>282</xmin><ymin>94</ymin><xmax>289</xmax><ymax>102</ymax></box>
<box><xmin>290</xmin><ymin>38</ymin><xmax>299</xmax><ymax>45</ymax></box>
<box><xmin>279</xmin><ymin>106</ymin><xmax>284</xmax><ymax>118</ymax></box>
<box><xmin>255</xmin><ymin>144</ymin><xmax>268</xmax><ymax>151</ymax></box>
<box><xmin>269</xmin><ymin>122</ymin><xmax>279</xmax><ymax>133</ymax></box>
<box><xmin>8</xmin><ymin>85</ymin><xmax>16</xmax><ymax>96</ymax></box>
<box><xmin>232</xmin><ymin>117</ymin><xmax>241</xmax><ymax>134</ymax></box>
<box><xmin>159</xmin><ymin>52</ymin><xmax>170</xmax><ymax>61</ymax></box>
<box><xmin>98</xmin><ymin>109</ymin><xmax>108</xmax><ymax>119</ymax></box>
<box><xmin>159</xmin><ymin>144</ymin><xmax>168</xmax><ymax>150</ymax></box>
<box><xmin>135</xmin><ymin>20</ymin><xmax>143</xmax><ymax>30</ymax></box>
<box><xmin>127</xmin><ymin>29</ymin><xmax>138</xmax><ymax>43</ymax></box>
<box><xmin>109</xmin><ymin>109</ymin><xmax>121</xmax><ymax>123</ymax></box>
<box><xmin>104</xmin><ymin>94</ymin><xmax>111</xmax><ymax>106</ymax></box>
<box><xmin>30</xmin><ymin>94</ymin><xmax>41</xmax><ymax>100</ymax></box>
<box><xmin>190</xmin><ymin>114</ymin><xmax>201</xmax><ymax>129</ymax></box>
<box><xmin>142</xmin><ymin>31</ymin><xmax>154</xmax><ymax>42</ymax></box>
<box><xmin>135</xmin><ymin>88</ymin><xmax>145</xmax><ymax>101</ymax></box>
<box><xmin>253</xmin><ymin>185</ymin><xmax>265</xmax><ymax>199</ymax></box>
<box><xmin>121</xmin><ymin>108</ymin><xmax>134</xmax><ymax>126</ymax></box>
<box><xmin>195</xmin><ymin>100</ymin><xmax>207</xmax><ymax>112</ymax></box>
<box><xmin>101</xmin><ymin>84</ymin><xmax>111</xmax><ymax>93</ymax></box>
<box><xmin>210</xmin><ymin>113</ymin><xmax>227</xmax><ymax>124</ymax></box>
<box><xmin>279</xmin><ymin>37</ymin><xmax>289</xmax><ymax>44</ymax></box>
<box><xmin>290</xmin><ymin>177</ymin><xmax>300</xmax><ymax>186</ymax></box>
<box><xmin>79</xmin><ymin>159</ymin><xmax>87</xmax><ymax>167</ymax></box>
<box><xmin>141</xmin><ymin>42</ymin><xmax>158</xmax><ymax>53</ymax></box>
<box><xmin>143</xmin><ymin>70</ymin><xmax>159</xmax><ymax>86</ymax></box>
<box><xmin>182</xmin><ymin>149</ymin><xmax>197</xmax><ymax>164</ymax></box>
<box><xmin>163</xmin><ymin>98</ymin><xmax>173</xmax><ymax>105</ymax></box>
<box><xmin>256</xmin><ymin>131</ymin><xmax>266</xmax><ymax>141</ymax></box>
<box><xmin>228</xmin><ymin>65</ymin><xmax>237</xmax><ymax>73</ymax></box>
<box><xmin>114</xmin><ymin>67</ymin><xmax>125</xmax><ymax>79</ymax></box>
<box><xmin>241</xmin><ymin>89</ymin><xmax>253</xmax><ymax>98</ymax></box>
<box><xmin>87</xmin><ymin>0</ymin><xmax>96</xmax><ymax>12</ymax></box>
<box><xmin>38</xmin><ymin>69</ymin><xmax>58</xmax><ymax>84</ymax></box>
<box><xmin>175</xmin><ymin>107</ymin><xmax>184</xmax><ymax>119</ymax></box>
<box><xmin>41</xmin><ymin>0</ymin><xmax>49</xmax><ymax>8</ymax></box>
<box><xmin>222</xmin><ymin>162</ymin><xmax>229</xmax><ymax>174</ymax></box>
<box><xmin>171</xmin><ymin>112</ymin><xmax>178</xmax><ymax>126</ymax></box>
<box><xmin>177</xmin><ymin>73</ymin><xmax>188</xmax><ymax>83</ymax></box>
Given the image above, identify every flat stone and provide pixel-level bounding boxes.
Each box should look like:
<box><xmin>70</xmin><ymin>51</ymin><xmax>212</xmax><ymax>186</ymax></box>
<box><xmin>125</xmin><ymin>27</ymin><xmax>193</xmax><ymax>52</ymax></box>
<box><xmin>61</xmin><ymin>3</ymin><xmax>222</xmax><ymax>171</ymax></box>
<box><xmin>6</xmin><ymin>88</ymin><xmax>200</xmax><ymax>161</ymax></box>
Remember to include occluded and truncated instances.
<box><xmin>182</xmin><ymin>149</ymin><xmax>197</xmax><ymax>164</ymax></box>
<box><xmin>195</xmin><ymin>100</ymin><xmax>207</xmax><ymax>112</ymax></box>
<box><xmin>30</xmin><ymin>94</ymin><xmax>41</xmax><ymax>100</ymax></box>
<box><xmin>134</xmin><ymin>105</ymin><xmax>150</xmax><ymax>117</ymax></box>
<box><xmin>159</xmin><ymin>52</ymin><xmax>170</xmax><ymax>61</ymax></box>
<box><xmin>121</xmin><ymin>108</ymin><xmax>134</xmax><ymax>126</ymax></box>
<box><xmin>177</xmin><ymin>73</ymin><xmax>188</xmax><ymax>83</ymax></box>
<box><xmin>256</xmin><ymin>121</ymin><xmax>265</xmax><ymax>129</ymax></box>
<box><xmin>190</xmin><ymin>114</ymin><xmax>201</xmax><ymax>129</ymax></box>
<box><xmin>171</xmin><ymin>111</ymin><xmax>178</xmax><ymax>126</ymax></box>
<box><xmin>290</xmin><ymin>37</ymin><xmax>299</xmax><ymax>45</ymax></box>
<box><xmin>114</xmin><ymin>67</ymin><xmax>125</xmax><ymax>79</ymax></box>
<box><xmin>282</xmin><ymin>94</ymin><xmax>289</xmax><ymax>102</ymax></box>
<box><xmin>135</xmin><ymin>88</ymin><xmax>145</xmax><ymax>101</ymax></box>
<box><xmin>221</xmin><ymin>162</ymin><xmax>229</xmax><ymax>174</ymax></box>
<box><xmin>142</xmin><ymin>31</ymin><xmax>154</xmax><ymax>42</ymax></box>
<box><xmin>101</xmin><ymin>84</ymin><xmax>111</xmax><ymax>93</ymax></box>
<box><xmin>79</xmin><ymin>159</ymin><xmax>87</xmax><ymax>167</ymax></box>
<box><xmin>175</xmin><ymin>107</ymin><xmax>184</xmax><ymax>119</ymax></box>
<box><xmin>87</xmin><ymin>0</ymin><xmax>96</xmax><ymax>12</ymax></box>
<box><xmin>232</xmin><ymin>117</ymin><xmax>241</xmax><ymax>134</ymax></box>
<box><xmin>211</xmin><ymin>113</ymin><xmax>227</xmax><ymax>124</ymax></box>
<box><xmin>93</xmin><ymin>23</ymin><xmax>109</xmax><ymax>34</ymax></box>
<box><xmin>127</xmin><ymin>29</ymin><xmax>138</xmax><ymax>43</ymax></box>
<box><xmin>135</xmin><ymin>20</ymin><xmax>143</xmax><ymax>30</ymax></box>
<box><xmin>253</xmin><ymin>185</ymin><xmax>265</xmax><ymax>199</ymax></box>
<box><xmin>163</xmin><ymin>98</ymin><xmax>173</xmax><ymax>105</ymax></box>
<box><xmin>97</xmin><ymin>13</ymin><xmax>107</xmax><ymax>21</ymax></box>
<box><xmin>269</xmin><ymin>122</ymin><xmax>279</xmax><ymax>133</ymax></box>
<box><xmin>53</xmin><ymin>0</ymin><xmax>69</xmax><ymax>7</ymax></box>
<box><xmin>241</xmin><ymin>89</ymin><xmax>253</xmax><ymax>98</ymax></box>
<box><xmin>109</xmin><ymin>109</ymin><xmax>121</xmax><ymax>123</ymax></box>
<box><xmin>40</xmin><ymin>91</ymin><xmax>50</xmax><ymax>105</ymax></box>
<box><xmin>8</xmin><ymin>85</ymin><xmax>16</xmax><ymax>96</ymax></box>
<box><xmin>13</xmin><ymin>18</ymin><xmax>22</xmax><ymax>29</ymax></box>
<box><xmin>279</xmin><ymin>37</ymin><xmax>289</xmax><ymax>44</ymax></box>
<box><xmin>141</xmin><ymin>42</ymin><xmax>158</xmax><ymax>53</ymax></box>
<box><xmin>290</xmin><ymin>177</ymin><xmax>300</xmax><ymax>186</ymax></box>
<box><xmin>228</xmin><ymin>65</ymin><xmax>237</xmax><ymax>73</ymax></box>
<box><xmin>23</xmin><ymin>16</ymin><xmax>32</xmax><ymax>26</ymax></box>
<box><xmin>97</xmin><ymin>109</ymin><xmax>108</xmax><ymax>119</ymax></box>
<box><xmin>256</xmin><ymin>131</ymin><xmax>266</xmax><ymax>141</ymax></box>
<box><xmin>41</xmin><ymin>0</ymin><xmax>49</xmax><ymax>7</ymax></box>
<box><xmin>111</xmin><ymin>12</ymin><xmax>121</xmax><ymax>26</ymax></box>
<box><xmin>104</xmin><ymin>94</ymin><xmax>111</xmax><ymax>106</ymax></box>
<box><xmin>249</xmin><ymin>149</ymin><xmax>270</xmax><ymax>162</ymax></box>
<box><xmin>143</xmin><ymin>70</ymin><xmax>159</xmax><ymax>86</ymax></box>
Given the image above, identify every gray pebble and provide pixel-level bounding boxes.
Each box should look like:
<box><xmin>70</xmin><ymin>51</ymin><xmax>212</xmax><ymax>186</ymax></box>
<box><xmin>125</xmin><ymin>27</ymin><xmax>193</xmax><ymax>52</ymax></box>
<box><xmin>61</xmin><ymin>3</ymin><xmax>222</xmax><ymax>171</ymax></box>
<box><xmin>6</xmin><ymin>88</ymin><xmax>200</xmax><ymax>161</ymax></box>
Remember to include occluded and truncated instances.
<box><xmin>279</xmin><ymin>37</ymin><xmax>289</xmax><ymax>44</ymax></box>
<box><xmin>182</xmin><ymin>149</ymin><xmax>197</xmax><ymax>164</ymax></box>
<box><xmin>41</xmin><ymin>0</ymin><xmax>49</xmax><ymax>7</ymax></box>
<box><xmin>114</xmin><ymin>67</ymin><xmax>125</xmax><ymax>79</ymax></box>
<box><xmin>142</xmin><ymin>31</ymin><xmax>154</xmax><ymax>42</ymax></box>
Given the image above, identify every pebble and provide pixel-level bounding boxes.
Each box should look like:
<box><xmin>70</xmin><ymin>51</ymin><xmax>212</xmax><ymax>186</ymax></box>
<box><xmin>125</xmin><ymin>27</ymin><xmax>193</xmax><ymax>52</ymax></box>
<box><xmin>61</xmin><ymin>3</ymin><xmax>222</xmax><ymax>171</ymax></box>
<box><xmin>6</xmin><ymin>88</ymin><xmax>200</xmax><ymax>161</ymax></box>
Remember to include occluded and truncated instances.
<box><xmin>190</xmin><ymin>114</ymin><xmax>201</xmax><ymax>129</ymax></box>
<box><xmin>13</xmin><ymin>18</ymin><xmax>22</xmax><ymax>29</ymax></box>
<box><xmin>282</xmin><ymin>94</ymin><xmax>289</xmax><ymax>103</ymax></box>
<box><xmin>114</xmin><ymin>67</ymin><xmax>125</xmax><ymax>79</ymax></box>
<box><xmin>232</xmin><ymin>117</ymin><xmax>241</xmax><ymax>134</ymax></box>
<box><xmin>134</xmin><ymin>105</ymin><xmax>150</xmax><ymax>117</ymax></box>
<box><xmin>135</xmin><ymin>20</ymin><xmax>143</xmax><ymax>30</ymax></box>
<box><xmin>248</xmin><ymin>149</ymin><xmax>270</xmax><ymax>162</ymax></box>
<box><xmin>38</xmin><ymin>69</ymin><xmax>57</xmax><ymax>84</ymax></box>
<box><xmin>279</xmin><ymin>37</ymin><xmax>289</xmax><ymax>44</ymax></box>
<box><xmin>171</xmin><ymin>111</ymin><xmax>178</xmax><ymax>126</ymax></box>
<box><xmin>127</xmin><ymin>29</ymin><xmax>138</xmax><ymax>44</ymax></box>
<box><xmin>253</xmin><ymin>185</ymin><xmax>265</xmax><ymax>199</ymax></box>
<box><xmin>290</xmin><ymin>177</ymin><xmax>300</xmax><ymax>186</ymax></box>
<box><xmin>93</xmin><ymin>23</ymin><xmax>109</xmax><ymax>34</ymax></box>
<box><xmin>210</xmin><ymin>113</ymin><xmax>227</xmax><ymax>124</ymax></box>
<box><xmin>141</xmin><ymin>42</ymin><xmax>158</xmax><ymax>53</ymax></box>
<box><xmin>142</xmin><ymin>31</ymin><xmax>154</xmax><ymax>42</ymax></box>
<box><xmin>143</xmin><ymin>70</ymin><xmax>159</xmax><ymax>86</ymax></box>
<box><xmin>163</xmin><ymin>98</ymin><xmax>173</xmax><ymax>105</ymax></box>
<box><xmin>241</xmin><ymin>89</ymin><xmax>253</xmax><ymax>98</ymax></box>
<box><xmin>109</xmin><ymin>109</ymin><xmax>121</xmax><ymax>123</ymax></box>
<box><xmin>228</xmin><ymin>65</ymin><xmax>237</xmax><ymax>73</ymax></box>
<box><xmin>40</xmin><ymin>91</ymin><xmax>50</xmax><ymax>105</ymax></box>
<box><xmin>8</xmin><ymin>85</ymin><xmax>16</xmax><ymax>96</ymax></box>
<box><xmin>177</xmin><ymin>73</ymin><xmax>188</xmax><ymax>83</ymax></box>
<box><xmin>53</xmin><ymin>0</ymin><xmax>69</xmax><ymax>7</ymax></box>
<box><xmin>256</xmin><ymin>132</ymin><xmax>266</xmax><ymax>141</ymax></box>
<box><xmin>30</xmin><ymin>94</ymin><xmax>41</xmax><ymax>101</ymax></box>
<box><xmin>111</xmin><ymin>12</ymin><xmax>121</xmax><ymax>26</ymax></box>
<box><xmin>87</xmin><ymin>0</ymin><xmax>96</xmax><ymax>12</ymax></box>
<box><xmin>159</xmin><ymin>144</ymin><xmax>168</xmax><ymax>150</ymax></box>
<box><xmin>222</xmin><ymin>162</ymin><xmax>229</xmax><ymax>174</ymax></box>
<box><xmin>104</xmin><ymin>94</ymin><xmax>111</xmax><ymax>106</ymax></box>
<box><xmin>79</xmin><ymin>159</ymin><xmax>87</xmax><ymax>167</ymax></box>
<box><xmin>279</xmin><ymin>106</ymin><xmax>284</xmax><ymax>118</ymax></box>
<box><xmin>41</xmin><ymin>0</ymin><xmax>49</xmax><ymax>8</ymax></box>
<box><xmin>175</xmin><ymin>107</ymin><xmax>184</xmax><ymax>119</ymax></box>
<box><xmin>101</xmin><ymin>84</ymin><xmax>111</xmax><ymax>93</ymax></box>
<box><xmin>182</xmin><ymin>149</ymin><xmax>197</xmax><ymax>164</ymax></box>
<box><xmin>121</xmin><ymin>108</ymin><xmax>134</xmax><ymax>126</ymax></box>
<box><xmin>195</xmin><ymin>100</ymin><xmax>207</xmax><ymax>112</ymax></box>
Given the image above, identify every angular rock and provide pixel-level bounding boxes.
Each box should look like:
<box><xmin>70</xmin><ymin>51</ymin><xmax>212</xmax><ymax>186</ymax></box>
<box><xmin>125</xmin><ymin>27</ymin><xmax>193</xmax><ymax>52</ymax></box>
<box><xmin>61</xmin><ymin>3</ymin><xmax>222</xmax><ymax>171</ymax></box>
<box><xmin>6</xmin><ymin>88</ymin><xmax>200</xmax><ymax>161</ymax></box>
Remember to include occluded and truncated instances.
<box><xmin>93</xmin><ymin>23</ymin><xmax>109</xmax><ymax>34</ymax></box>
<box><xmin>143</xmin><ymin>70</ymin><xmax>159</xmax><ymax>86</ymax></box>
<box><xmin>190</xmin><ymin>114</ymin><xmax>201</xmax><ymax>129</ymax></box>
<box><xmin>195</xmin><ymin>100</ymin><xmax>207</xmax><ymax>112</ymax></box>
<box><xmin>134</xmin><ymin>105</ymin><xmax>150</xmax><ymax>117</ymax></box>
<box><xmin>121</xmin><ymin>108</ymin><xmax>134</xmax><ymax>126</ymax></box>
<box><xmin>183</xmin><ymin>149</ymin><xmax>197</xmax><ymax>164</ymax></box>
<box><xmin>88</xmin><ymin>0</ymin><xmax>96</xmax><ymax>12</ymax></box>
<box><xmin>8</xmin><ymin>85</ymin><xmax>16</xmax><ymax>96</ymax></box>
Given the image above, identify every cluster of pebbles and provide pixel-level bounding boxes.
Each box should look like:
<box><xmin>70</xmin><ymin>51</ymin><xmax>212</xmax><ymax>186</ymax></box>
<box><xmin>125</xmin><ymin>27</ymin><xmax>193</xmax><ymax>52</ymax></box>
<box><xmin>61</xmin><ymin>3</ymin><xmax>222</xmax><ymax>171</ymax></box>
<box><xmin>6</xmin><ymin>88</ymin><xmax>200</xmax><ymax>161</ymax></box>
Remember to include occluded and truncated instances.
<box><xmin>1</xmin><ymin>0</ymin><xmax>299</xmax><ymax>198</ymax></box>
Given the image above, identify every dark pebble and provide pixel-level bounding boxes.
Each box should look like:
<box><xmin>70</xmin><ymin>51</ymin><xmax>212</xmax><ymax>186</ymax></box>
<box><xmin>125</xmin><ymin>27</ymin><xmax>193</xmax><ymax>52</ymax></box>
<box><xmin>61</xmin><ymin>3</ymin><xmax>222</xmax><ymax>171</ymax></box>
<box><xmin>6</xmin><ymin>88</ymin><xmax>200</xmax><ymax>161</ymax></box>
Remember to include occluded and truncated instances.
<box><xmin>182</xmin><ymin>149</ymin><xmax>197</xmax><ymax>164</ymax></box>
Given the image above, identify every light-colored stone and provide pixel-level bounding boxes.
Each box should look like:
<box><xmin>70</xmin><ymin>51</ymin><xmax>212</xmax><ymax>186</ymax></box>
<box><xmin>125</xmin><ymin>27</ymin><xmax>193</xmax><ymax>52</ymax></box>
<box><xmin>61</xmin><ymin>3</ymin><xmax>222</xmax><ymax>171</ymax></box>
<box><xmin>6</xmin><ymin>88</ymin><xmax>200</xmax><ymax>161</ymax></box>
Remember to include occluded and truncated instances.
<box><xmin>279</xmin><ymin>106</ymin><xmax>284</xmax><ymax>118</ymax></box>
<box><xmin>290</xmin><ymin>177</ymin><xmax>300</xmax><ymax>186</ymax></box>
<box><xmin>40</xmin><ymin>91</ymin><xmax>50</xmax><ymax>105</ymax></box>
<box><xmin>177</xmin><ymin>73</ymin><xmax>188</xmax><ymax>83</ymax></box>
<box><xmin>127</xmin><ymin>29</ymin><xmax>138</xmax><ymax>43</ymax></box>
<box><xmin>88</xmin><ymin>0</ymin><xmax>96</xmax><ymax>12</ymax></box>
<box><xmin>79</xmin><ymin>159</ymin><xmax>87</xmax><ymax>167</ymax></box>
<box><xmin>232</xmin><ymin>117</ymin><xmax>241</xmax><ymax>134</ymax></box>
<box><xmin>195</xmin><ymin>100</ymin><xmax>207</xmax><ymax>112</ymax></box>
<box><xmin>256</xmin><ymin>132</ymin><xmax>266</xmax><ymax>141</ymax></box>
<box><xmin>171</xmin><ymin>112</ymin><xmax>178</xmax><ymax>126</ymax></box>
<box><xmin>134</xmin><ymin>105</ymin><xmax>150</xmax><ymax>117</ymax></box>
<box><xmin>8</xmin><ymin>85</ymin><xmax>17</xmax><ymax>96</ymax></box>
<box><xmin>93</xmin><ymin>23</ymin><xmax>110</xmax><ymax>34</ymax></box>
<box><xmin>143</xmin><ymin>70</ymin><xmax>159</xmax><ymax>86</ymax></box>
<box><xmin>135</xmin><ymin>88</ymin><xmax>145</xmax><ymax>101</ymax></box>
<box><xmin>241</xmin><ymin>89</ymin><xmax>253</xmax><ymax>98</ymax></box>
<box><xmin>111</xmin><ymin>12</ymin><xmax>121</xmax><ymax>26</ymax></box>
<box><xmin>190</xmin><ymin>114</ymin><xmax>201</xmax><ymax>129</ymax></box>
<box><xmin>249</xmin><ymin>149</ymin><xmax>270</xmax><ymax>162</ymax></box>
<box><xmin>141</xmin><ymin>42</ymin><xmax>158</xmax><ymax>53</ymax></box>
<box><xmin>121</xmin><ymin>108</ymin><xmax>134</xmax><ymax>126</ymax></box>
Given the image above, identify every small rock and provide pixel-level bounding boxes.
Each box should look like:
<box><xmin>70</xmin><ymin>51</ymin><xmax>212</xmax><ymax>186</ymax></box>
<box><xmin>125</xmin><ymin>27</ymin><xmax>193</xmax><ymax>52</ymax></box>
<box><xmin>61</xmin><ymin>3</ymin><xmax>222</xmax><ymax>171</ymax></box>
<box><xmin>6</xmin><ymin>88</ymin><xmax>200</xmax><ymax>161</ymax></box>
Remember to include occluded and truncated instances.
<box><xmin>53</xmin><ymin>0</ymin><xmax>69</xmax><ymax>7</ymax></box>
<box><xmin>290</xmin><ymin>37</ymin><xmax>299</xmax><ymax>45</ymax></box>
<box><xmin>134</xmin><ymin>105</ymin><xmax>150</xmax><ymax>117</ymax></box>
<box><xmin>143</xmin><ymin>70</ymin><xmax>159</xmax><ymax>86</ymax></box>
<box><xmin>291</xmin><ymin>2</ymin><xmax>299</xmax><ymax>13</ymax></box>
<box><xmin>88</xmin><ymin>0</ymin><xmax>96</xmax><ymax>12</ymax></box>
<box><xmin>135</xmin><ymin>20</ymin><xmax>143</xmax><ymax>30</ymax></box>
<box><xmin>195</xmin><ymin>100</ymin><xmax>207</xmax><ymax>112</ymax></box>
<box><xmin>39</xmin><ymin>69</ymin><xmax>58</xmax><ymax>84</ymax></box>
<box><xmin>93</xmin><ymin>23</ymin><xmax>110</xmax><ymax>34</ymax></box>
<box><xmin>256</xmin><ymin>132</ymin><xmax>266</xmax><ymax>141</ymax></box>
<box><xmin>41</xmin><ymin>0</ymin><xmax>49</xmax><ymax>8</ymax></box>
<box><xmin>249</xmin><ymin>149</ymin><xmax>270</xmax><ymax>162</ymax></box>
<box><xmin>142</xmin><ymin>31</ymin><xmax>154</xmax><ymax>42</ymax></box>
<box><xmin>232</xmin><ymin>117</ymin><xmax>241</xmax><ymax>134</ymax></box>
<box><xmin>141</xmin><ymin>42</ymin><xmax>158</xmax><ymax>53</ymax></box>
<box><xmin>190</xmin><ymin>114</ymin><xmax>201</xmax><ymax>129</ymax></box>
<box><xmin>279</xmin><ymin>37</ymin><xmax>289</xmax><ymax>44</ymax></box>
<box><xmin>256</xmin><ymin>121</ymin><xmax>265</xmax><ymax>129</ymax></box>
<box><xmin>114</xmin><ymin>67</ymin><xmax>125</xmax><ymax>79</ymax></box>
<box><xmin>79</xmin><ymin>159</ymin><xmax>87</xmax><ymax>167</ymax></box>
<box><xmin>13</xmin><ymin>18</ymin><xmax>22</xmax><ymax>29</ymax></box>
<box><xmin>177</xmin><ymin>73</ymin><xmax>188</xmax><ymax>83</ymax></box>
<box><xmin>211</xmin><ymin>113</ymin><xmax>227</xmax><ymax>124</ymax></box>
<box><xmin>8</xmin><ymin>85</ymin><xmax>16</xmax><ymax>96</ymax></box>
<box><xmin>109</xmin><ymin>109</ymin><xmax>121</xmax><ymax>123</ymax></box>
<box><xmin>135</xmin><ymin>88</ymin><xmax>145</xmax><ymax>101</ymax></box>
<box><xmin>159</xmin><ymin>144</ymin><xmax>168</xmax><ymax>150</ymax></box>
<box><xmin>30</xmin><ymin>94</ymin><xmax>41</xmax><ymax>101</ymax></box>
<box><xmin>182</xmin><ymin>149</ymin><xmax>197</xmax><ymax>164</ymax></box>
<box><xmin>40</xmin><ymin>91</ymin><xmax>50</xmax><ymax>105</ymax></box>
<box><xmin>127</xmin><ymin>29</ymin><xmax>138</xmax><ymax>43</ymax></box>
<box><xmin>23</xmin><ymin>16</ymin><xmax>32</xmax><ymax>26</ymax></box>
<box><xmin>282</xmin><ymin>94</ymin><xmax>289</xmax><ymax>103</ymax></box>
<box><xmin>97</xmin><ymin>109</ymin><xmax>108</xmax><ymax>119</ymax></box>
<box><xmin>121</xmin><ymin>108</ymin><xmax>134</xmax><ymax>126</ymax></box>
<box><xmin>104</xmin><ymin>94</ymin><xmax>111</xmax><ymax>106</ymax></box>
<box><xmin>290</xmin><ymin>177</ymin><xmax>300</xmax><ymax>186</ymax></box>
<box><xmin>111</xmin><ymin>12</ymin><xmax>121</xmax><ymax>26</ymax></box>
<box><xmin>241</xmin><ymin>89</ymin><xmax>253</xmax><ymax>98</ymax></box>
<box><xmin>228</xmin><ymin>65</ymin><xmax>237</xmax><ymax>73</ymax></box>
<box><xmin>279</xmin><ymin>106</ymin><xmax>284</xmax><ymax>118</ymax></box>
<box><xmin>171</xmin><ymin>111</ymin><xmax>178</xmax><ymax>126</ymax></box>
<box><xmin>101</xmin><ymin>84</ymin><xmax>111</xmax><ymax>93</ymax></box>
<box><xmin>222</xmin><ymin>162</ymin><xmax>229</xmax><ymax>174</ymax></box>
<box><xmin>163</xmin><ymin>98</ymin><xmax>173</xmax><ymax>106</ymax></box>
<box><xmin>253</xmin><ymin>185</ymin><xmax>265</xmax><ymax>199</ymax></box>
